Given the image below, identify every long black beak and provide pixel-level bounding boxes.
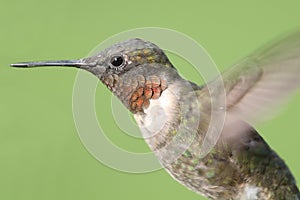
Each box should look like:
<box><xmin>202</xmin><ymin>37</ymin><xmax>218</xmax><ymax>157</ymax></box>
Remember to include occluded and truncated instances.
<box><xmin>10</xmin><ymin>60</ymin><xmax>86</xmax><ymax>68</ymax></box>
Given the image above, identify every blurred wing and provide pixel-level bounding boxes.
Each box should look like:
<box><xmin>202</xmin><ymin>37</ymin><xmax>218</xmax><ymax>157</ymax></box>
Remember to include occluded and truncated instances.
<box><xmin>208</xmin><ymin>30</ymin><xmax>300</xmax><ymax>138</ymax></box>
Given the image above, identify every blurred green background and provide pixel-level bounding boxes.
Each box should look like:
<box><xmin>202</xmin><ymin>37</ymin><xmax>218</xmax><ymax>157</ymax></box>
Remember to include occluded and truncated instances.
<box><xmin>1</xmin><ymin>0</ymin><xmax>300</xmax><ymax>199</ymax></box>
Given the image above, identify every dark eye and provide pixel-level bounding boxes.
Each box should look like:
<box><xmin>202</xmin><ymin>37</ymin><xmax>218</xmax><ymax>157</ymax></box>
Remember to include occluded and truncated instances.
<box><xmin>110</xmin><ymin>55</ymin><xmax>125</xmax><ymax>69</ymax></box>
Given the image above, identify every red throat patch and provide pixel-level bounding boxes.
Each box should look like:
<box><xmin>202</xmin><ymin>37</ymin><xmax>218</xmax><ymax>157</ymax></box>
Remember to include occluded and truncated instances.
<box><xmin>129</xmin><ymin>76</ymin><xmax>167</xmax><ymax>113</ymax></box>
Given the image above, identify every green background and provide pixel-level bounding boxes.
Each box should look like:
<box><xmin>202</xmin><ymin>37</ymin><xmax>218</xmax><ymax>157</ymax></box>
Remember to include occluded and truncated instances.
<box><xmin>1</xmin><ymin>1</ymin><xmax>300</xmax><ymax>199</ymax></box>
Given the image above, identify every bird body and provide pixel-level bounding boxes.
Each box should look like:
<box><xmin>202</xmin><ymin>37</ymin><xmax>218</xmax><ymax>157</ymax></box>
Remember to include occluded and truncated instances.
<box><xmin>131</xmin><ymin>65</ymin><xmax>299</xmax><ymax>199</ymax></box>
<box><xmin>11</xmin><ymin>31</ymin><xmax>300</xmax><ymax>199</ymax></box>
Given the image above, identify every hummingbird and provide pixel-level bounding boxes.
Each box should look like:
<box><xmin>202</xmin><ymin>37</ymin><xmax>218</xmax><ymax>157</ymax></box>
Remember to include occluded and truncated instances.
<box><xmin>11</xmin><ymin>31</ymin><xmax>300</xmax><ymax>200</ymax></box>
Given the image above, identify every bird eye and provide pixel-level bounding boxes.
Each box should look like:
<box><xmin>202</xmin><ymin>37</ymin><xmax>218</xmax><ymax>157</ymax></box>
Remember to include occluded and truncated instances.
<box><xmin>110</xmin><ymin>55</ymin><xmax>125</xmax><ymax>69</ymax></box>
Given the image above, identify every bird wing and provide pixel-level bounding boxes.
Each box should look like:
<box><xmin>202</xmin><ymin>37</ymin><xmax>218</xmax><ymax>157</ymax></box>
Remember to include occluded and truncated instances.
<box><xmin>212</xmin><ymin>30</ymin><xmax>300</xmax><ymax>126</ymax></box>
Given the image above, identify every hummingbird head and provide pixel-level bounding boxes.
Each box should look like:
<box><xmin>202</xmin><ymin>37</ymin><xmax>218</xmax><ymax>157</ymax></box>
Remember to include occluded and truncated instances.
<box><xmin>11</xmin><ymin>38</ymin><xmax>179</xmax><ymax>113</ymax></box>
<box><xmin>81</xmin><ymin>38</ymin><xmax>173</xmax><ymax>78</ymax></box>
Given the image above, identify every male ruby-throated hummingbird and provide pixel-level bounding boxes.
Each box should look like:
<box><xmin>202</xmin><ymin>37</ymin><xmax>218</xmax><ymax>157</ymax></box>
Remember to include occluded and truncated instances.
<box><xmin>11</xmin><ymin>31</ymin><xmax>300</xmax><ymax>199</ymax></box>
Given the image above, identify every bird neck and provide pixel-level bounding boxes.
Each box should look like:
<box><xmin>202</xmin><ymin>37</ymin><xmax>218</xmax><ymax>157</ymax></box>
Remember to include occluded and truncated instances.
<box><xmin>102</xmin><ymin>64</ymin><xmax>182</xmax><ymax>113</ymax></box>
